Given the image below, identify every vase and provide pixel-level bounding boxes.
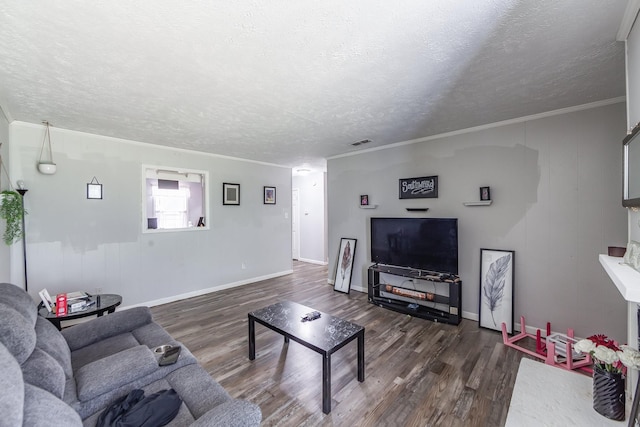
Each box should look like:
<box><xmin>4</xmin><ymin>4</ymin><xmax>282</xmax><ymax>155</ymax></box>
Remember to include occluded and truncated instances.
<box><xmin>592</xmin><ymin>364</ymin><xmax>625</xmax><ymax>421</ymax></box>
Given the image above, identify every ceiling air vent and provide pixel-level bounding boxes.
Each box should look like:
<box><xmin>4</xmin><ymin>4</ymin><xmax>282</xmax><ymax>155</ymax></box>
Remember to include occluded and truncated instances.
<box><xmin>351</xmin><ymin>139</ymin><xmax>372</xmax><ymax>147</ymax></box>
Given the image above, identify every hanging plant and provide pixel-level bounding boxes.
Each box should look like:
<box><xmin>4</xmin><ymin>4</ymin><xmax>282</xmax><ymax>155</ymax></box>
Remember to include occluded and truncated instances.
<box><xmin>0</xmin><ymin>190</ymin><xmax>26</xmax><ymax>245</ymax></box>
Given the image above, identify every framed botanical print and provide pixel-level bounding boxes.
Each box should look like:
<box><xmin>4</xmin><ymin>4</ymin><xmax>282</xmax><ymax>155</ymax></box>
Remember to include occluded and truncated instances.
<box><xmin>479</xmin><ymin>248</ymin><xmax>515</xmax><ymax>333</ymax></box>
<box><xmin>334</xmin><ymin>238</ymin><xmax>357</xmax><ymax>294</ymax></box>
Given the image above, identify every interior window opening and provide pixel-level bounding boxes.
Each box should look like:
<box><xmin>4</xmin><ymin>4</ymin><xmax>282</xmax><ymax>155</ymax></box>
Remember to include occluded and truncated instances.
<box><xmin>143</xmin><ymin>166</ymin><xmax>208</xmax><ymax>232</ymax></box>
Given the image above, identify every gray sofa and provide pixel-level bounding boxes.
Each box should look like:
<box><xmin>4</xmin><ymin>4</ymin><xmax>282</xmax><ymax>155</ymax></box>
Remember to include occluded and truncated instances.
<box><xmin>0</xmin><ymin>283</ymin><xmax>261</xmax><ymax>426</ymax></box>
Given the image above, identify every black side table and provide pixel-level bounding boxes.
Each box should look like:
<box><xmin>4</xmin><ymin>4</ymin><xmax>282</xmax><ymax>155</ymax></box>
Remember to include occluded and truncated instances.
<box><xmin>38</xmin><ymin>294</ymin><xmax>122</xmax><ymax>330</ymax></box>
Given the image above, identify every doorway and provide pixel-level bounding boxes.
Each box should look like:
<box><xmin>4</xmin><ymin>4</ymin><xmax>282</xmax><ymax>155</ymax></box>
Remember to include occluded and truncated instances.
<box><xmin>292</xmin><ymin>188</ymin><xmax>300</xmax><ymax>260</ymax></box>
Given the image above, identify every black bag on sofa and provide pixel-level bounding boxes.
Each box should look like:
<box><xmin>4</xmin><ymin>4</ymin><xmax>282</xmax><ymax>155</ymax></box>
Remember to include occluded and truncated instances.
<box><xmin>97</xmin><ymin>388</ymin><xmax>182</xmax><ymax>427</ymax></box>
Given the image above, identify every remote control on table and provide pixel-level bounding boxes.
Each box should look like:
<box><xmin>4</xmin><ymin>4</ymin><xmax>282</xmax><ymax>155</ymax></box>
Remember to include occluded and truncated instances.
<box><xmin>301</xmin><ymin>311</ymin><xmax>321</xmax><ymax>322</ymax></box>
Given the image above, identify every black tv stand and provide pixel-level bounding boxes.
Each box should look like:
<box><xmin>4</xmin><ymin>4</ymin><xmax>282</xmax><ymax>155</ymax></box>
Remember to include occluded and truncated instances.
<box><xmin>367</xmin><ymin>264</ymin><xmax>462</xmax><ymax>325</ymax></box>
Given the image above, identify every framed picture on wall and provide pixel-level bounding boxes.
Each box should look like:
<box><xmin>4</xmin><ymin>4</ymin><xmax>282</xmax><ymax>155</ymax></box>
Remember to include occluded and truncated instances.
<box><xmin>399</xmin><ymin>176</ymin><xmax>438</xmax><ymax>199</ymax></box>
<box><xmin>334</xmin><ymin>238</ymin><xmax>357</xmax><ymax>294</ymax></box>
<box><xmin>479</xmin><ymin>248</ymin><xmax>515</xmax><ymax>333</ymax></box>
<box><xmin>264</xmin><ymin>186</ymin><xmax>276</xmax><ymax>204</ymax></box>
<box><xmin>223</xmin><ymin>183</ymin><xmax>240</xmax><ymax>205</ymax></box>
<box><xmin>87</xmin><ymin>183</ymin><xmax>102</xmax><ymax>199</ymax></box>
<box><xmin>87</xmin><ymin>177</ymin><xmax>103</xmax><ymax>199</ymax></box>
<box><xmin>480</xmin><ymin>186</ymin><xmax>491</xmax><ymax>201</ymax></box>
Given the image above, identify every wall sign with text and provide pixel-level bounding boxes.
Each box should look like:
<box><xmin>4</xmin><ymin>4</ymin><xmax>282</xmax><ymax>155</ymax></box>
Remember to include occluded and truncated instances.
<box><xmin>399</xmin><ymin>176</ymin><xmax>438</xmax><ymax>199</ymax></box>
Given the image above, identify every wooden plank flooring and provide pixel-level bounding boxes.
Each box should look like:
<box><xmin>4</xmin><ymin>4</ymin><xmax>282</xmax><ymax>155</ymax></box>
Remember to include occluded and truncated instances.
<box><xmin>150</xmin><ymin>262</ymin><xmax>527</xmax><ymax>426</ymax></box>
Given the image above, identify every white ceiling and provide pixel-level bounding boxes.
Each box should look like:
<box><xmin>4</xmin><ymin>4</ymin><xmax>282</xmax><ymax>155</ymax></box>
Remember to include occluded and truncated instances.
<box><xmin>0</xmin><ymin>1</ymin><xmax>628</xmax><ymax>171</ymax></box>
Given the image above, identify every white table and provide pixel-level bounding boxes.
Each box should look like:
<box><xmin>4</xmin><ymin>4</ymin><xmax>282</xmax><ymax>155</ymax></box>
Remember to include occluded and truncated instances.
<box><xmin>506</xmin><ymin>358</ymin><xmax>631</xmax><ymax>426</ymax></box>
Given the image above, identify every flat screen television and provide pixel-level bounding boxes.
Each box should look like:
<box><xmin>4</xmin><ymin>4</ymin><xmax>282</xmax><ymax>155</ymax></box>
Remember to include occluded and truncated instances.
<box><xmin>370</xmin><ymin>217</ymin><xmax>458</xmax><ymax>274</ymax></box>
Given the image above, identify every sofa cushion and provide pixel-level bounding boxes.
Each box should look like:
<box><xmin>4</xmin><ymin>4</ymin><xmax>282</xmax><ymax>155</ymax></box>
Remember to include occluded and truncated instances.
<box><xmin>0</xmin><ymin>342</ymin><xmax>24</xmax><ymax>427</ymax></box>
<box><xmin>75</xmin><ymin>345</ymin><xmax>158</xmax><ymax>402</ymax></box>
<box><xmin>81</xmin><ymin>368</ymin><xmax>256</xmax><ymax>427</ymax></box>
<box><xmin>165</xmin><ymin>364</ymin><xmax>231</xmax><ymax>418</ymax></box>
<box><xmin>0</xmin><ymin>282</ymin><xmax>37</xmax><ymax>325</ymax></box>
<box><xmin>132</xmin><ymin>321</ymin><xmax>179</xmax><ymax>349</ymax></box>
<box><xmin>70</xmin><ymin>343</ymin><xmax>199</xmax><ymax>420</ymax></box>
<box><xmin>23</xmin><ymin>383</ymin><xmax>82</xmax><ymax>427</ymax></box>
<box><xmin>64</xmin><ymin>376</ymin><xmax>77</xmax><ymax>405</ymax></box>
<box><xmin>62</xmin><ymin>306</ymin><xmax>153</xmax><ymax>351</ymax></box>
<box><xmin>80</xmin><ymin>378</ymin><xmax>197</xmax><ymax>427</ymax></box>
<box><xmin>21</xmin><ymin>347</ymin><xmax>66</xmax><ymax>399</ymax></box>
<box><xmin>0</xmin><ymin>303</ymin><xmax>36</xmax><ymax>364</ymax></box>
<box><xmin>190</xmin><ymin>400</ymin><xmax>263</xmax><ymax>427</ymax></box>
<box><xmin>35</xmin><ymin>316</ymin><xmax>72</xmax><ymax>378</ymax></box>
<box><xmin>97</xmin><ymin>388</ymin><xmax>182</xmax><ymax>427</ymax></box>
<box><xmin>70</xmin><ymin>333</ymin><xmax>140</xmax><ymax>371</ymax></box>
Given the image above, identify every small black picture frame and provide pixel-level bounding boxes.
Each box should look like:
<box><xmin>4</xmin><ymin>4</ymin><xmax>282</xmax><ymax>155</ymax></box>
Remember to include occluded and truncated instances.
<box><xmin>360</xmin><ymin>195</ymin><xmax>369</xmax><ymax>206</ymax></box>
<box><xmin>223</xmin><ymin>183</ymin><xmax>240</xmax><ymax>205</ymax></box>
<box><xmin>264</xmin><ymin>186</ymin><xmax>276</xmax><ymax>204</ymax></box>
<box><xmin>480</xmin><ymin>186</ymin><xmax>491</xmax><ymax>201</ymax></box>
<box><xmin>87</xmin><ymin>183</ymin><xmax>102</xmax><ymax>199</ymax></box>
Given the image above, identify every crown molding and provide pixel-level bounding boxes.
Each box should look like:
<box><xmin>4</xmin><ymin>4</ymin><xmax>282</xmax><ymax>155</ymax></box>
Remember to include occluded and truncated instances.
<box><xmin>10</xmin><ymin>121</ymin><xmax>290</xmax><ymax>169</ymax></box>
<box><xmin>328</xmin><ymin>97</ymin><xmax>626</xmax><ymax>161</ymax></box>
<box><xmin>0</xmin><ymin>104</ymin><xmax>12</xmax><ymax>123</ymax></box>
<box><xmin>617</xmin><ymin>0</ymin><xmax>640</xmax><ymax>41</ymax></box>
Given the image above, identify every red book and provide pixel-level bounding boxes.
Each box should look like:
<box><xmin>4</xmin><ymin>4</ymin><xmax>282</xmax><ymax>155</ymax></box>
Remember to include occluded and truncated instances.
<box><xmin>56</xmin><ymin>294</ymin><xmax>67</xmax><ymax>317</ymax></box>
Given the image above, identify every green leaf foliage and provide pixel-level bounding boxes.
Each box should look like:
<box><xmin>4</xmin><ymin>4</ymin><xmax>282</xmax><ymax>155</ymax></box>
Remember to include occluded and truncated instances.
<box><xmin>0</xmin><ymin>190</ymin><xmax>26</xmax><ymax>245</ymax></box>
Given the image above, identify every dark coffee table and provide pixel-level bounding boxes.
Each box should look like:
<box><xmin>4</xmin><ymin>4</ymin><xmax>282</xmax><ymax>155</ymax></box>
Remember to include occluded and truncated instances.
<box><xmin>38</xmin><ymin>293</ymin><xmax>122</xmax><ymax>330</ymax></box>
<box><xmin>248</xmin><ymin>300</ymin><xmax>365</xmax><ymax>414</ymax></box>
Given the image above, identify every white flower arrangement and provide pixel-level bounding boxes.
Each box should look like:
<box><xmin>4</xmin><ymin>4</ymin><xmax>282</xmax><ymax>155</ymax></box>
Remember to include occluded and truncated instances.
<box><xmin>574</xmin><ymin>334</ymin><xmax>640</xmax><ymax>374</ymax></box>
<box><xmin>619</xmin><ymin>345</ymin><xmax>640</xmax><ymax>370</ymax></box>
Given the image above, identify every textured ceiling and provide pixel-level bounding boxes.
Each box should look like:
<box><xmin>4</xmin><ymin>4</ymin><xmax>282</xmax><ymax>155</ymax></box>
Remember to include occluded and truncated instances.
<box><xmin>0</xmin><ymin>0</ymin><xmax>628</xmax><ymax>171</ymax></box>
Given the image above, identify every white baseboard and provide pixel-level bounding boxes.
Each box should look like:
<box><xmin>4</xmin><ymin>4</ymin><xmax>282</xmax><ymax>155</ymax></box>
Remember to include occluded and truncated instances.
<box><xmin>297</xmin><ymin>258</ymin><xmax>328</xmax><ymax>266</ymax></box>
<box><xmin>121</xmin><ymin>271</ymin><xmax>533</xmax><ymax>334</ymax></box>
<box><xmin>122</xmin><ymin>269</ymin><xmax>294</xmax><ymax>310</ymax></box>
<box><xmin>462</xmin><ymin>311</ymin><xmax>479</xmax><ymax>321</ymax></box>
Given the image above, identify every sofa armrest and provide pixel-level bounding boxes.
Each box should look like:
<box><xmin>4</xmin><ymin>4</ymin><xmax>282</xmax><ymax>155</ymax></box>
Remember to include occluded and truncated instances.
<box><xmin>74</xmin><ymin>345</ymin><xmax>157</xmax><ymax>402</ymax></box>
<box><xmin>61</xmin><ymin>307</ymin><xmax>153</xmax><ymax>351</ymax></box>
<box><xmin>190</xmin><ymin>400</ymin><xmax>262</xmax><ymax>427</ymax></box>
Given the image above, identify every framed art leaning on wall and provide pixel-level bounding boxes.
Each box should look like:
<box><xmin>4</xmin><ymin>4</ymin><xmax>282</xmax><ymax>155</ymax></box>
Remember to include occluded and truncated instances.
<box><xmin>334</xmin><ymin>238</ymin><xmax>357</xmax><ymax>294</ymax></box>
<box><xmin>479</xmin><ymin>248</ymin><xmax>514</xmax><ymax>333</ymax></box>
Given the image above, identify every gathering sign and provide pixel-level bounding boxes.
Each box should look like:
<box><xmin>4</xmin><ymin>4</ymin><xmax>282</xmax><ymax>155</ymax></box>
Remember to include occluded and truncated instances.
<box><xmin>398</xmin><ymin>176</ymin><xmax>438</xmax><ymax>199</ymax></box>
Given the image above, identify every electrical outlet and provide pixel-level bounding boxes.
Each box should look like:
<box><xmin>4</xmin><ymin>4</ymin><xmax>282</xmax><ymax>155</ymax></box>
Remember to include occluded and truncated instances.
<box><xmin>242</xmin><ymin>263</ymin><xmax>246</xmax><ymax>270</ymax></box>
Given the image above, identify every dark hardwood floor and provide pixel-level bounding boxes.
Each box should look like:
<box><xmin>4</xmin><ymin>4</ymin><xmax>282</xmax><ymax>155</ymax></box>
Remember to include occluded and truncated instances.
<box><xmin>150</xmin><ymin>261</ymin><xmax>527</xmax><ymax>426</ymax></box>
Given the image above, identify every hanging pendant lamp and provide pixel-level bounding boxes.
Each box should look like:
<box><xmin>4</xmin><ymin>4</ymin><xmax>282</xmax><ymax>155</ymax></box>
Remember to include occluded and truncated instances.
<box><xmin>37</xmin><ymin>121</ymin><xmax>56</xmax><ymax>175</ymax></box>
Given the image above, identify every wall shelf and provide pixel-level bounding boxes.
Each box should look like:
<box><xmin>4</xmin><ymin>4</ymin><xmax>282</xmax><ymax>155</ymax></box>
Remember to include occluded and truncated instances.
<box><xmin>359</xmin><ymin>205</ymin><xmax>378</xmax><ymax>209</ymax></box>
<box><xmin>406</xmin><ymin>208</ymin><xmax>429</xmax><ymax>212</ymax></box>
<box><xmin>463</xmin><ymin>200</ymin><xmax>492</xmax><ymax>207</ymax></box>
<box><xmin>600</xmin><ymin>254</ymin><xmax>640</xmax><ymax>303</ymax></box>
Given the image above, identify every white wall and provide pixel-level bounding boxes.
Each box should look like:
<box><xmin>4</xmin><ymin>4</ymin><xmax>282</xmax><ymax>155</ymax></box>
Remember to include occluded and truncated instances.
<box><xmin>628</xmin><ymin>15</ymin><xmax>640</xmax><ymax>242</ymax></box>
<box><xmin>328</xmin><ymin>102</ymin><xmax>628</xmax><ymax>341</ymax></box>
<box><xmin>292</xmin><ymin>171</ymin><xmax>327</xmax><ymax>264</ymax></box>
<box><xmin>623</xmin><ymin>7</ymin><xmax>640</xmax><ymax>392</ymax></box>
<box><xmin>9</xmin><ymin>122</ymin><xmax>292</xmax><ymax>306</ymax></box>
<box><xmin>0</xmin><ymin>108</ymin><xmax>10</xmax><ymax>282</ymax></box>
